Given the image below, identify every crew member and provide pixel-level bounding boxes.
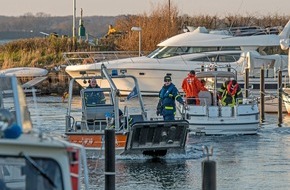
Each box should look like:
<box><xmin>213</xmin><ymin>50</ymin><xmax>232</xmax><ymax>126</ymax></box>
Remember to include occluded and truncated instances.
<box><xmin>86</xmin><ymin>77</ymin><xmax>106</xmax><ymax>104</ymax></box>
<box><xmin>156</xmin><ymin>75</ymin><xmax>185</xmax><ymax>121</ymax></box>
<box><xmin>218</xmin><ymin>80</ymin><xmax>243</xmax><ymax>107</ymax></box>
<box><xmin>182</xmin><ymin>70</ymin><xmax>206</xmax><ymax>105</ymax></box>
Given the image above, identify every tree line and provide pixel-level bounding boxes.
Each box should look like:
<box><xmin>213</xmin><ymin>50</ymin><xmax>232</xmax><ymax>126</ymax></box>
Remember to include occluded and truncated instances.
<box><xmin>0</xmin><ymin>2</ymin><xmax>289</xmax><ymax>69</ymax></box>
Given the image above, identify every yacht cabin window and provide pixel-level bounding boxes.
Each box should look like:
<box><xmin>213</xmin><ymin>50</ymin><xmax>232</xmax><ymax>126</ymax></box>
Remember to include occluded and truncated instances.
<box><xmin>147</xmin><ymin>46</ymin><xmax>242</xmax><ymax>59</ymax></box>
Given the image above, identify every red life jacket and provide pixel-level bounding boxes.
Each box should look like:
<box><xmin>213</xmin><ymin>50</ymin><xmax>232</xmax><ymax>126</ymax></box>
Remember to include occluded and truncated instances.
<box><xmin>227</xmin><ymin>80</ymin><xmax>238</xmax><ymax>96</ymax></box>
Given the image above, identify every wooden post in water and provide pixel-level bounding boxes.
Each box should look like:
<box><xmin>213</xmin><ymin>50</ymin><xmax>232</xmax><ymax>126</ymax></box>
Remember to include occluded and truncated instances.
<box><xmin>278</xmin><ymin>70</ymin><xmax>283</xmax><ymax>126</ymax></box>
<box><xmin>245</xmin><ymin>68</ymin><xmax>249</xmax><ymax>98</ymax></box>
<box><xmin>105</xmin><ymin>129</ymin><xmax>115</xmax><ymax>190</ymax></box>
<box><xmin>260</xmin><ymin>67</ymin><xmax>265</xmax><ymax>122</ymax></box>
<box><xmin>202</xmin><ymin>146</ymin><xmax>216</xmax><ymax>190</ymax></box>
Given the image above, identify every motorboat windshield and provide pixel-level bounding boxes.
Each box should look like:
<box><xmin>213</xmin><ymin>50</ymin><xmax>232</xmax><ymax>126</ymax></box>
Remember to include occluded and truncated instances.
<box><xmin>0</xmin><ymin>156</ymin><xmax>64</xmax><ymax>190</ymax></box>
<box><xmin>147</xmin><ymin>46</ymin><xmax>242</xmax><ymax>59</ymax></box>
<box><xmin>0</xmin><ymin>76</ymin><xmax>33</xmax><ymax>134</ymax></box>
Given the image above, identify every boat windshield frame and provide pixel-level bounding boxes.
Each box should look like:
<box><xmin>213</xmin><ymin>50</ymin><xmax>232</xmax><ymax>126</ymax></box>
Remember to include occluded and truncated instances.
<box><xmin>0</xmin><ymin>76</ymin><xmax>33</xmax><ymax>133</ymax></box>
<box><xmin>147</xmin><ymin>46</ymin><xmax>242</xmax><ymax>59</ymax></box>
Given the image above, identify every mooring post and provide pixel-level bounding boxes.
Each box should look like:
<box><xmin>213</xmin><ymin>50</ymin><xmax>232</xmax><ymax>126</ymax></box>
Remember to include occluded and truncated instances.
<box><xmin>278</xmin><ymin>70</ymin><xmax>283</xmax><ymax>126</ymax></box>
<box><xmin>105</xmin><ymin>129</ymin><xmax>115</xmax><ymax>190</ymax></box>
<box><xmin>260</xmin><ymin>67</ymin><xmax>265</xmax><ymax>122</ymax></box>
<box><xmin>245</xmin><ymin>68</ymin><xmax>249</xmax><ymax>98</ymax></box>
<box><xmin>202</xmin><ymin>146</ymin><xmax>216</xmax><ymax>190</ymax></box>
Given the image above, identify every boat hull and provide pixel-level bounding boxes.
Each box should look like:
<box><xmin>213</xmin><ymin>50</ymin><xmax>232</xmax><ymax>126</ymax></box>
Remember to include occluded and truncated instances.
<box><xmin>65</xmin><ymin>132</ymin><xmax>127</xmax><ymax>152</ymax></box>
<box><xmin>189</xmin><ymin>121</ymin><xmax>259</xmax><ymax>135</ymax></box>
<box><xmin>179</xmin><ymin>100</ymin><xmax>260</xmax><ymax>135</ymax></box>
<box><xmin>282</xmin><ymin>88</ymin><xmax>290</xmax><ymax>114</ymax></box>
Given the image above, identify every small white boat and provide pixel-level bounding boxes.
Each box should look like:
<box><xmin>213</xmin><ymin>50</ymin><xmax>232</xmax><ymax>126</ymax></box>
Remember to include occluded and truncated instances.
<box><xmin>0</xmin><ymin>75</ymin><xmax>89</xmax><ymax>190</ymax></box>
<box><xmin>0</xmin><ymin>67</ymin><xmax>48</xmax><ymax>77</ymax></box>
<box><xmin>177</xmin><ymin>67</ymin><xmax>260</xmax><ymax>135</ymax></box>
<box><xmin>0</xmin><ymin>67</ymin><xmax>48</xmax><ymax>95</ymax></box>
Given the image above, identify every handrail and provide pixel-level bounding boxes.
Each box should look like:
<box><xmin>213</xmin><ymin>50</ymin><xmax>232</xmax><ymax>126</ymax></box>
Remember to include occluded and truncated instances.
<box><xmin>63</xmin><ymin>51</ymin><xmax>141</xmax><ymax>65</ymax></box>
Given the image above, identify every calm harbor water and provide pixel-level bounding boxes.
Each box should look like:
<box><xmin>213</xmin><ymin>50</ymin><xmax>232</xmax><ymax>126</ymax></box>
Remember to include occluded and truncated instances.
<box><xmin>26</xmin><ymin>95</ymin><xmax>290</xmax><ymax>190</ymax></box>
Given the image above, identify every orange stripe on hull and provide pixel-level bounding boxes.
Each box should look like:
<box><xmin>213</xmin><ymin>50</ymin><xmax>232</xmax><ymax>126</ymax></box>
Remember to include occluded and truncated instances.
<box><xmin>67</xmin><ymin>134</ymin><xmax>127</xmax><ymax>148</ymax></box>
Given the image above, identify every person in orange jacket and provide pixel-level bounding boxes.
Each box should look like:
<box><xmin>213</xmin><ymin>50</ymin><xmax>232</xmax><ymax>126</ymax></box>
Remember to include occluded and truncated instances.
<box><xmin>182</xmin><ymin>70</ymin><xmax>206</xmax><ymax>104</ymax></box>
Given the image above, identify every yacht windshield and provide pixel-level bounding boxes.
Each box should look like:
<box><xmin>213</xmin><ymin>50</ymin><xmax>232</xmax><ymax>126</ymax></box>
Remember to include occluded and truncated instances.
<box><xmin>147</xmin><ymin>46</ymin><xmax>242</xmax><ymax>59</ymax></box>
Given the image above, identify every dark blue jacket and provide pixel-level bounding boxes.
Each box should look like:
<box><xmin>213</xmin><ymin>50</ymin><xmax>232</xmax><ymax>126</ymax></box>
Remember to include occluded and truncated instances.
<box><xmin>157</xmin><ymin>83</ymin><xmax>184</xmax><ymax>116</ymax></box>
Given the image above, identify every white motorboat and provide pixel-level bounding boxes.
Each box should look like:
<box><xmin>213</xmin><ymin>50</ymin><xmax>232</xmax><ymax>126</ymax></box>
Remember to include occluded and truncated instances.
<box><xmin>177</xmin><ymin>67</ymin><xmax>260</xmax><ymax>135</ymax></box>
<box><xmin>0</xmin><ymin>75</ymin><xmax>89</xmax><ymax>190</ymax></box>
<box><xmin>0</xmin><ymin>67</ymin><xmax>48</xmax><ymax>95</ymax></box>
<box><xmin>65</xmin><ymin>21</ymin><xmax>290</xmax><ymax>97</ymax></box>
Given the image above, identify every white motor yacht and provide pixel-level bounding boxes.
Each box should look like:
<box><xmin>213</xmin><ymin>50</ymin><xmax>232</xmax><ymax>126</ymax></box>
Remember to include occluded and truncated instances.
<box><xmin>65</xmin><ymin>21</ymin><xmax>290</xmax><ymax>97</ymax></box>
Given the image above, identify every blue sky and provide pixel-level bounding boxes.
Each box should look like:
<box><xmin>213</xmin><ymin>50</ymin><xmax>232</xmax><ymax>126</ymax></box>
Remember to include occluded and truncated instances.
<box><xmin>1</xmin><ymin>0</ymin><xmax>290</xmax><ymax>17</ymax></box>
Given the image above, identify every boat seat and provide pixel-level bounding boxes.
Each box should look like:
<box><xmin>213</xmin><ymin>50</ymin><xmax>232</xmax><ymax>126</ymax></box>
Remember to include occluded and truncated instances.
<box><xmin>198</xmin><ymin>91</ymin><xmax>212</xmax><ymax>106</ymax></box>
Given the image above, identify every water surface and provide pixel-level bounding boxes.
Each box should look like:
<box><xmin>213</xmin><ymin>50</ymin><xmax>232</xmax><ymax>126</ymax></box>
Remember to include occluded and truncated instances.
<box><xmin>27</xmin><ymin>96</ymin><xmax>290</xmax><ymax>190</ymax></box>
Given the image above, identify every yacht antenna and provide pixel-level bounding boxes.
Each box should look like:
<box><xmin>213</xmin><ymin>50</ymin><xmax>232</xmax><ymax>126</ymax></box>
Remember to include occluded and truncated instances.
<box><xmin>229</xmin><ymin>0</ymin><xmax>244</xmax><ymax>30</ymax></box>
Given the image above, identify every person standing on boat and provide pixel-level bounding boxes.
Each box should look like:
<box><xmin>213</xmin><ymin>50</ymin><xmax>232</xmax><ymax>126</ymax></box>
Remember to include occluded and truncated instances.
<box><xmin>218</xmin><ymin>80</ymin><xmax>243</xmax><ymax>107</ymax></box>
<box><xmin>86</xmin><ymin>77</ymin><xmax>106</xmax><ymax>104</ymax></box>
<box><xmin>182</xmin><ymin>70</ymin><xmax>206</xmax><ymax>105</ymax></box>
<box><xmin>156</xmin><ymin>75</ymin><xmax>185</xmax><ymax>121</ymax></box>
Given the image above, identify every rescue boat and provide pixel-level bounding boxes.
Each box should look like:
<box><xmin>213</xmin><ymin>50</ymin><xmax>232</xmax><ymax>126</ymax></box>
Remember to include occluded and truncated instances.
<box><xmin>0</xmin><ymin>75</ymin><xmax>89</xmax><ymax>190</ymax></box>
<box><xmin>64</xmin><ymin>64</ymin><xmax>189</xmax><ymax>157</ymax></box>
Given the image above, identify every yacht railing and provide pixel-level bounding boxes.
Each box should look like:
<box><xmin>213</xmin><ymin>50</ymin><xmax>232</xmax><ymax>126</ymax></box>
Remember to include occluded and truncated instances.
<box><xmin>63</xmin><ymin>51</ymin><xmax>141</xmax><ymax>65</ymax></box>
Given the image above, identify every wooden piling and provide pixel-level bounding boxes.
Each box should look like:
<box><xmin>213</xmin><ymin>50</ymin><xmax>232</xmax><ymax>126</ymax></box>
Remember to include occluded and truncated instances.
<box><xmin>105</xmin><ymin>129</ymin><xmax>115</xmax><ymax>190</ymax></box>
<box><xmin>245</xmin><ymin>68</ymin><xmax>249</xmax><ymax>98</ymax></box>
<box><xmin>260</xmin><ymin>67</ymin><xmax>265</xmax><ymax>122</ymax></box>
<box><xmin>202</xmin><ymin>160</ymin><xmax>216</xmax><ymax>190</ymax></box>
<box><xmin>278</xmin><ymin>70</ymin><xmax>283</xmax><ymax>126</ymax></box>
<box><xmin>202</xmin><ymin>146</ymin><xmax>216</xmax><ymax>190</ymax></box>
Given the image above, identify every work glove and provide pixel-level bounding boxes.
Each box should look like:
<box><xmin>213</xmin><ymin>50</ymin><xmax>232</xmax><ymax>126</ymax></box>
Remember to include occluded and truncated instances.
<box><xmin>156</xmin><ymin>110</ymin><xmax>161</xmax><ymax>116</ymax></box>
<box><xmin>183</xmin><ymin>102</ymin><xmax>189</xmax><ymax>110</ymax></box>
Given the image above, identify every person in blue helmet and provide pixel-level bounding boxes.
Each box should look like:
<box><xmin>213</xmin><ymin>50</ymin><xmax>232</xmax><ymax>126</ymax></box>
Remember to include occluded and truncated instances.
<box><xmin>156</xmin><ymin>75</ymin><xmax>185</xmax><ymax>121</ymax></box>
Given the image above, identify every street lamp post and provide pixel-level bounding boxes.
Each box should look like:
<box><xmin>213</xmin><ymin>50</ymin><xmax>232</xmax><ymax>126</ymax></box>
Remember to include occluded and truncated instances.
<box><xmin>72</xmin><ymin>0</ymin><xmax>77</xmax><ymax>50</ymax></box>
<box><xmin>131</xmin><ymin>27</ymin><xmax>142</xmax><ymax>57</ymax></box>
<box><xmin>73</xmin><ymin>0</ymin><xmax>76</xmax><ymax>38</ymax></box>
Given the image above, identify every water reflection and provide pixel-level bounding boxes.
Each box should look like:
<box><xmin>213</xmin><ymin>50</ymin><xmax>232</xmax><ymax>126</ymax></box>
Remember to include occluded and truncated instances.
<box><xmin>87</xmin><ymin>158</ymin><xmax>202</xmax><ymax>190</ymax></box>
